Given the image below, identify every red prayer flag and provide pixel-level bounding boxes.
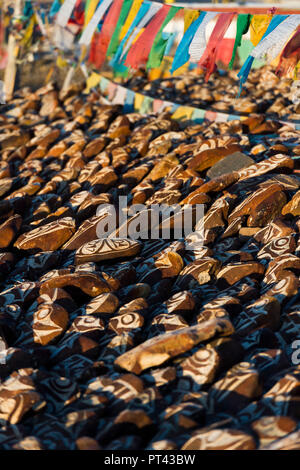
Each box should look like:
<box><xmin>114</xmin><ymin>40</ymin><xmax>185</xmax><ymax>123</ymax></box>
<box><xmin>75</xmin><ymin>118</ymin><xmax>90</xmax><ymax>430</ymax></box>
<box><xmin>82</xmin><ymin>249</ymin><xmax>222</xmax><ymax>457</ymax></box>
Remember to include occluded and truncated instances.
<box><xmin>124</xmin><ymin>4</ymin><xmax>170</xmax><ymax>69</ymax></box>
<box><xmin>92</xmin><ymin>0</ymin><xmax>124</xmax><ymax>69</ymax></box>
<box><xmin>198</xmin><ymin>12</ymin><xmax>236</xmax><ymax>82</ymax></box>
<box><xmin>216</xmin><ymin>38</ymin><xmax>235</xmax><ymax>66</ymax></box>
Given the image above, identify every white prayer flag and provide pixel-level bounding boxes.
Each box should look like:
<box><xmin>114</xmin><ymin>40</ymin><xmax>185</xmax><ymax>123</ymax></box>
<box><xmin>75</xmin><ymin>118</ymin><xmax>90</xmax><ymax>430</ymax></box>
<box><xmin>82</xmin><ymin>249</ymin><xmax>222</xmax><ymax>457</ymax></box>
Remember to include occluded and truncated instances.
<box><xmin>56</xmin><ymin>0</ymin><xmax>77</xmax><ymax>28</ymax></box>
<box><xmin>189</xmin><ymin>12</ymin><xmax>218</xmax><ymax>63</ymax></box>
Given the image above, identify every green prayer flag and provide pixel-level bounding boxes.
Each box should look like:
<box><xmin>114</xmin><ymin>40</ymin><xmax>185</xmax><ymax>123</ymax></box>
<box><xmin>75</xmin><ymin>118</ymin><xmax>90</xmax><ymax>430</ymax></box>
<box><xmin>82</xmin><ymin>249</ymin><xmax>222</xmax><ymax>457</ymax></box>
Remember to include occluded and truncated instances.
<box><xmin>229</xmin><ymin>14</ymin><xmax>251</xmax><ymax>70</ymax></box>
<box><xmin>237</xmin><ymin>39</ymin><xmax>266</xmax><ymax>70</ymax></box>
<box><xmin>107</xmin><ymin>0</ymin><xmax>134</xmax><ymax>57</ymax></box>
<box><xmin>146</xmin><ymin>6</ymin><xmax>180</xmax><ymax>70</ymax></box>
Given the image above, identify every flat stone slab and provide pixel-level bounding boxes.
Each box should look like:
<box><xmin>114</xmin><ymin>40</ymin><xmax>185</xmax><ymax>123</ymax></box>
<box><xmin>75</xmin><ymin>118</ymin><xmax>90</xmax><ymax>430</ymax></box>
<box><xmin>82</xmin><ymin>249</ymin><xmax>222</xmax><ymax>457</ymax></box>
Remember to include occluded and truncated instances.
<box><xmin>207</xmin><ymin>152</ymin><xmax>254</xmax><ymax>179</ymax></box>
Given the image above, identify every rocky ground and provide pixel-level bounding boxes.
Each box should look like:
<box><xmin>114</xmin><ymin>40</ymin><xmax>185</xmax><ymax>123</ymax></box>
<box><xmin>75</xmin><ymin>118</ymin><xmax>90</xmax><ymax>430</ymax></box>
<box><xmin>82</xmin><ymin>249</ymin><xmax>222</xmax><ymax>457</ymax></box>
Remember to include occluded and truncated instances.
<box><xmin>125</xmin><ymin>66</ymin><xmax>300</xmax><ymax>121</ymax></box>
<box><xmin>0</xmin><ymin>80</ymin><xmax>300</xmax><ymax>450</ymax></box>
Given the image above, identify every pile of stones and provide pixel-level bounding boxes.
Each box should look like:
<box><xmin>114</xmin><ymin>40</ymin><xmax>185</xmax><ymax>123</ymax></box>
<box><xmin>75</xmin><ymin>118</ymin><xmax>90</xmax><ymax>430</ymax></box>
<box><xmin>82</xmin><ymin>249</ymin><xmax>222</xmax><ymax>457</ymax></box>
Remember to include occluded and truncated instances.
<box><xmin>0</xmin><ymin>80</ymin><xmax>300</xmax><ymax>449</ymax></box>
<box><xmin>126</xmin><ymin>66</ymin><xmax>300</xmax><ymax>121</ymax></box>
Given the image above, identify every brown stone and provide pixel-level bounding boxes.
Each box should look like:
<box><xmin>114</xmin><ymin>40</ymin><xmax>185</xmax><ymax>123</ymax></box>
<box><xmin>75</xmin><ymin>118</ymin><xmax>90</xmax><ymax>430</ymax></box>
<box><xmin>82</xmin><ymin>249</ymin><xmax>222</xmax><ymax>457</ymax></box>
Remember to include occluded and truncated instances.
<box><xmin>235</xmin><ymin>295</ymin><xmax>281</xmax><ymax>336</ymax></box>
<box><xmin>85</xmin><ymin>292</ymin><xmax>119</xmax><ymax>315</ymax></box>
<box><xmin>0</xmin><ymin>215</ymin><xmax>22</xmax><ymax>248</ymax></box>
<box><xmin>75</xmin><ymin>238</ymin><xmax>141</xmax><ymax>264</ymax></box>
<box><xmin>107</xmin><ymin>115</ymin><xmax>131</xmax><ymax>139</ymax></box>
<box><xmin>254</xmin><ymin>217</ymin><xmax>295</xmax><ymax>244</ymax></box>
<box><xmin>108</xmin><ymin>312</ymin><xmax>144</xmax><ymax>335</ymax></box>
<box><xmin>29</xmin><ymin>128</ymin><xmax>60</xmax><ymax>147</ymax></box>
<box><xmin>187</xmin><ymin>145</ymin><xmax>241</xmax><ymax>172</ymax></box>
<box><xmin>176</xmin><ymin>258</ymin><xmax>221</xmax><ymax>290</ymax></box>
<box><xmin>182</xmin><ymin>428</ymin><xmax>256</xmax><ymax>450</ymax></box>
<box><xmin>0</xmin><ymin>178</ymin><xmax>13</xmax><ymax>197</ymax></box>
<box><xmin>236</xmin><ymin>154</ymin><xmax>294</xmax><ymax>181</ymax></box>
<box><xmin>251</xmin><ymin>416</ymin><xmax>297</xmax><ymax>447</ymax></box>
<box><xmin>111</xmin><ymin>147</ymin><xmax>130</xmax><ymax>169</ymax></box>
<box><xmin>40</xmin><ymin>91</ymin><xmax>59</xmax><ymax>116</ymax></box>
<box><xmin>179</xmin><ymin>190</ymin><xmax>211</xmax><ymax>205</ymax></box>
<box><xmin>76</xmin><ymin>437</ymin><xmax>101</xmax><ymax>450</ymax></box>
<box><xmin>257</xmin><ymin>235</ymin><xmax>296</xmax><ymax>260</ymax></box>
<box><xmin>264</xmin><ymin>254</ymin><xmax>300</xmax><ymax>284</ymax></box>
<box><xmin>261</xmin><ymin>431</ymin><xmax>300</xmax><ymax>450</ymax></box>
<box><xmin>217</xmin><ymin>262</ymin><xmax>265</xmax><ymax>286</ymax></box>
<box><xmin>0</xmin><ymin>371</ymin><xmax>45</xmax><ymax>424</ymax></box>
<box><xmin>14</xmin><ymin>217</ymin><xmax>75</xmax><ymax>251</ymax></box>
<box><xmin>114</xmin><ymin>318</ymin><xmax>234</xmax><ymax>374</ymax></box>
<box><xmin>164</xmin><ymin>291</ymin><xmax>195</xmax><ymax>316</ymax></box>
<box><xmin>228</xmin><ymin>184</ymin><xmax>286</xmax><ymax>227</ymax></box>
<box><xmin>282</xmin><ymin>189</ymin><xmax>300</xmax><ymax>216</ymax></box>
<box><xmin>32</xmin><ymin>303</ymin><xmax>69</xmax><ymax>345</ymax></box>
<box><xmin>83</xmin><ymin>137</ymin><xmax>108</xmax><ymax>158</ymax></box>
<box><xmin>212</xmin><ymin>361</ymin><xmax>262</xmax><ymax>413</ymax></box>
<box><xmin>89</xmin><ymin>166</ymin><xmax>118</xmax><ymax>190</ymax></box>
<box><xmin>63</xmin><ymin>214</ymin><xmax>111</xmax><ymax>251</ymax></box>
<box><xmin>145</xmin><ymin>155</ymin><xmax>179</xmax><ymax>182</ymax></box>
<box><xmin>40</xmin><ymin>272</ymin><xmax>111</xmax><ymax>297</ymax></box>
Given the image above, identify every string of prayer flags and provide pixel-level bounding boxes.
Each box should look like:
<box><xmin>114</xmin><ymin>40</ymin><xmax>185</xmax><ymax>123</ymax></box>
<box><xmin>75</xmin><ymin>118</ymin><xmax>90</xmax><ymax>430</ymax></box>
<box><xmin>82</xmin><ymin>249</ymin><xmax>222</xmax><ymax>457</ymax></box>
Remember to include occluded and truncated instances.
<box><xmin>72</xmin><ymin>0</ymin><xmax>85</xmax><ymax>26</ymax></box>
<box><xmin>124</xmin><ymin>4</ymin><xmax>171</xmax><ymax>69</ymax></box>
<box><xmin>50</xmin><ymin>0</ymin><xmax>63</xmax><ymax>19</ymax></box>
<box><xmin>16</xmin><ymin>0</ymin><xmax>300</xmax><ymax>92</ymax></box>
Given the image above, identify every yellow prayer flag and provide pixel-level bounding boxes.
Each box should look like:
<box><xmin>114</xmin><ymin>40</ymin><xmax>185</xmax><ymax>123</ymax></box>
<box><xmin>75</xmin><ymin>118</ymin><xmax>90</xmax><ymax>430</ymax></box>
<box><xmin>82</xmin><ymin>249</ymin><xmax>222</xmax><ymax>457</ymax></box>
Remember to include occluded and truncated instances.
<box><xmin>84</xmin><ymin>0</ymin><xmax>99</xmax><ymax>27</ymax></box>
<box><xmin>184</xmin><ymin>10</ymin><xmax>200</xmax><ymax>33</ymax></box>
<box><xmin>250</xmin><ymin>15</ymin><xmax>271</xmax><ymax>47</ymax></box>
<box><xmin>173</xmin><ymin>62</ymin><xmax>189</xmax><ymax>77</ymax></box>
<box><xmin>120</xmin><ymin>0</ymin><xmax>143</xmax><ymax>40</ymax></box>
<box><xmin>172</xmin><ymin>106</ymin><xmax>194</xmax><ymax>121</ymax></box>
<box><xmin>148</xmin><ymin>67</ymin><xmax>162</xmax><ymax>80</ymax></box>
<box><xmin>84</xmin><ymin>72</ymin><xmax>102</xmax><ymax>93</ymax></box>
<box><xmin>134</xmin><ymin>92</ymin><xmax>145</xmax><ymax>111</ymax></box>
